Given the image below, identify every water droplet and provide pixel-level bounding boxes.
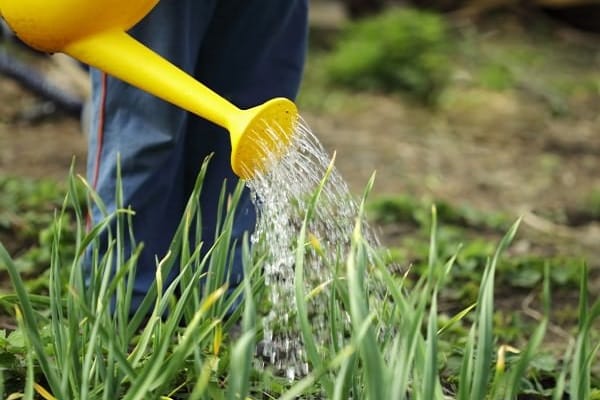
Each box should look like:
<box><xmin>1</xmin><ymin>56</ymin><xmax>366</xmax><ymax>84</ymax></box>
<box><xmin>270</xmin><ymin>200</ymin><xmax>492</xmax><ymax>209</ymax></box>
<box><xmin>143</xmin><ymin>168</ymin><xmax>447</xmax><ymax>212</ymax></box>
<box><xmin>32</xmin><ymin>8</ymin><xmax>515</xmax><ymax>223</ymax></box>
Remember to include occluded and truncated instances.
<box><xmin>246</xmin><ymin>117</ymin><xmax>382</xmax><ymax>380</ymax></box>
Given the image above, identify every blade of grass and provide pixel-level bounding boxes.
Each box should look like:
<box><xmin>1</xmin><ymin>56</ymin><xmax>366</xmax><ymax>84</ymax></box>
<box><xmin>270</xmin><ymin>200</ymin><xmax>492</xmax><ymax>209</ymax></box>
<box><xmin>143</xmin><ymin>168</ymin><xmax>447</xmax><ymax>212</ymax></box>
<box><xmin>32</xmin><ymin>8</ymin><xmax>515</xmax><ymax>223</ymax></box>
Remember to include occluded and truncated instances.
<box><xmin>204</xmin><ymin>180</ymin><xmax>245</xmax><ymax>320</ymax></box>
<box><xmin>457</xmin><ymin>325</ymin><xmax>476</xmax><ymax>400</ymax></box>
<box><xmin>81</xmin><ymin>235</ymin><xmax>120</xmax><ymax>399</ymax></box>
<box><xmin>470</xmin><ymin>261</ymin><xmax>494</xmax><ymax>400</ymax></box>
<box><xmin>438</xmin><ymin>303</ymin><xmax>476</xmax><ymax>336</ymax></box>
<box><xmin>422</xmin><ymin>292</ymin><xmax>440</xmax><ymax>400</ymax></box>
<box><xmin>16</xmin><ymin>308</ymin><xmax>35</xmax><ymax>400</ymax></box>
<box><xmin>187</xmin><ymin>357</ymin><xmax>217</xmax><ymax>400</ymax></box>
<box><xmin>122</xmin><ymin>287</ymin><xmax>223</xmax><ymax>400</ymax></box>
<box><xmin>503</xmin><ymin>265</ymin><xmax>551</xmax><ymax>399</ymax></box>
<box><xmin>280</xmin><ymin>327</ymin><xmax>363</xmax><ymax>400</ymax></box>
<box><xmin>226</xmin><ymin>331</ymin><xmax>255</xmax><ymax>400</ymax></box>
<box><xmin>470</xmin><ymin>218</ymin><xmax>521</xmax><ymax>400</ymax></box>
<box><xmin>552</xmin><ymin>339</ymin><xmax>575</xmax><ymax>400</ymax></box>
<box><xmin>226</xmin><ymin>235</ymin><xmax>256</xmax><ymax>400</ymax></box>
<box><xmin>328</xmin><ymin>262</ymin><xmax>344</xmax><ymax>357</ymax></box>
<box><xmin>102</xmin><ymin>344</ymin><xmax>117</xmax><ymax>400</ymax></box>
<box><xmin>66</xmin><ymin>287</ymin><xmax>137</xmax><ymax>379</ymax></box>
<box><xmin>350</xmin><ymin>173</ymin><xmax>389</xmax><ymax>400</ymax></box>
<box><xmin>571</xmin><ymin>262</ymin><xmax>591</xmax><ymax>400</ymax></box>
<box><xmin>293</xmin><ymin>156</ymin><xmax>337</xmax><ymax>396</ymax></box>
<box><xmin>123</xmin><ymin>262</ymin><xmax>220</xmax><ymax>397</ymax></box>
<box><xmin>128</xmin><ymin>158</ymin><xmax>211</xmax><ymax>333</ymax></box>
<box><xmin>574</xmin><ymin>293</ymin><xmax>600</xmax><ymax>399</ymax></box>
<box><xmin>46</xmin><ymin>207</ymin><xmax>71</xmax><ymax>395</ymax></box>
<box><xmin>114</xmin><ymin>158</ymin><xmax>128</xmax><ymax>349</ymax></box>
<box><xmin>332</xmin><ymin>352</ymin><xmax>357</xmax><ymax>400</ymax></box>
<box><xmin>347</xmin><ymin>225</ymin><xmax>386</xmax><ymax>400</ymax></box>
<box><xmin>427</xmin><ymin>205</ymin><xmax>438</xmax><ymax>289</ymax></box>
<box><xmin>385</xmin><ymin>205</ymin><xmax>441</xmax><ymax>400</ymax></box>
<box><xmin>0</xmin><ymin>243</ymin><xmax>63</xmax><ymax>398</ymax></box>
<box><xmin>387</xmin><ymin>279</ymin><xmax>425</xmax><ymax>399</ymax></box>
<box><xmin>294</xmin><ymin>221</ymin><xmax>323</xmax><ymax>372</ymax></box>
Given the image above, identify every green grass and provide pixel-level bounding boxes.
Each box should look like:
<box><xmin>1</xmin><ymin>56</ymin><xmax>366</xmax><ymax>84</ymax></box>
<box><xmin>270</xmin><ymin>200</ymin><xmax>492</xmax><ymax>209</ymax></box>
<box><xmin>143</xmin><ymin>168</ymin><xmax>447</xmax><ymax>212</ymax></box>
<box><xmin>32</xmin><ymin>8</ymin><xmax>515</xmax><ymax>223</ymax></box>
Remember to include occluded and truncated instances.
<box><xmin>367</xmin><ymin>195</ymin><xmax>584</xmax><ymax>300</ymax></box>
<box><xmin>0</xmin><ymin>163</ymin><xmax>598</xmax><ymax>398</ymax></box>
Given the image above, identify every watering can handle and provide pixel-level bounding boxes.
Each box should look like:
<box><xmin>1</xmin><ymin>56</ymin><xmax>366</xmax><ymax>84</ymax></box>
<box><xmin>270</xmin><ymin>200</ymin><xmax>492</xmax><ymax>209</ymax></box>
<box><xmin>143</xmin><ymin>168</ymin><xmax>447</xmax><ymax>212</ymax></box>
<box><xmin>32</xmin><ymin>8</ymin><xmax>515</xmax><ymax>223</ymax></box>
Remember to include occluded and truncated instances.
<box><xmin>65</xmin><ymin>30</ymin><xmax>240</xmax><ymax>131</ymax></box>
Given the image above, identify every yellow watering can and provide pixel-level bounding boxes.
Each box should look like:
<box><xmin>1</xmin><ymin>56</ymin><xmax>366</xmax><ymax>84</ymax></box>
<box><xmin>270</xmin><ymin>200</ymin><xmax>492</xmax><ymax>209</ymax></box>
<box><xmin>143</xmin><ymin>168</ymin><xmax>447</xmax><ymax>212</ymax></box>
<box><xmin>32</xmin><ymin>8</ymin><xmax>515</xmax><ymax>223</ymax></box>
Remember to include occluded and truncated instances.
<box><xmin>0</xmin><ymin>0</ymin><xmax>298</xmax><ymax>179</ymax></box>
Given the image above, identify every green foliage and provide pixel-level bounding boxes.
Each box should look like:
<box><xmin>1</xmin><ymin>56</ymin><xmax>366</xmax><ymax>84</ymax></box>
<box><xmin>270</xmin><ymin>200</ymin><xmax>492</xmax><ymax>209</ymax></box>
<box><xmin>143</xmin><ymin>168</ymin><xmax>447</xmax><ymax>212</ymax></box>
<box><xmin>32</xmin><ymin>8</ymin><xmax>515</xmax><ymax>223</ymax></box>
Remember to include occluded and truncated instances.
<box><xmin>0</xmin><ymin>176</ymin><xmax>64</xmax><ymax>244</ymax></box>
<box><xmin>584</xmin><ymin>188</ymin><xmax>600</xmax><ymax>219</ymax></box>
<box><xmin>324</xmin><ymin>8</ymin><xmax>451</xmax><ymax>105</ymax></box>
<box><xmin>0</xmin><ymin>161</ymin><xmax>259</xmax><ymax>399</ymax></box>
<box><xmin>368</xmin><ymin>194</ymin><xmax>510</xmax><ymax>230</ymax></box>
<box><xmin>452</xmin><ymin>21</ymin><xmax>600</xmax><ymax>116</ymax></box>
<box><xmin>478</xmin><ymin>63</ymin><xmax>515</xmax><ymax>91</ymax></box>
<box><xmin>0</xmin><ymin>175</ymin><xmax>82</xmax><ymax>279</ymax></box>
<box><xmin>0</xmin><ymin>170</ymin><xmax>598</xmax><ymax>398</ymax></box>
<box><xmin>366</xmin><ymin>190</ymin><xmax>587</xmax><ymax>379</ymax></box>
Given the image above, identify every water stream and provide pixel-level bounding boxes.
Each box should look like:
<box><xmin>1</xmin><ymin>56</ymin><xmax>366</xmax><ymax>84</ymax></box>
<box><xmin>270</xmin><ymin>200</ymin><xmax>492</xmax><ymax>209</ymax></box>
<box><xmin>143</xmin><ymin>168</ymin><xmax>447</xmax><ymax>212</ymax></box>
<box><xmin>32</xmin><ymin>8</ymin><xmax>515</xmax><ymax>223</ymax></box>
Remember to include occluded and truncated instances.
<box><xmin>246</xmin><ymin>118</ymin><xmax>381</xmax><ymax>380</ymax></box>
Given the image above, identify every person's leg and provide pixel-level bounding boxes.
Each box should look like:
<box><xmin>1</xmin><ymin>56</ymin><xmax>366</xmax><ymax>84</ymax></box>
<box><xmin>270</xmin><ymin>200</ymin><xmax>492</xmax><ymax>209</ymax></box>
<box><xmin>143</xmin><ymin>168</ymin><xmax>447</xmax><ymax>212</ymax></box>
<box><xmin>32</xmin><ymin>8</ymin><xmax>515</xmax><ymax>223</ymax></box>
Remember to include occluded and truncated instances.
<box><xmin>182</xmin><ymin>0</ymin><xmax>309</xmax><ymax>292</ymax></box>
<box><xmin>87</xmin><ymin>0</ymin><xmax>309</xmax><ymax>312</ymax></box>
<box><xmin>86</xmin><ymin>0</ymin><xmax>218</xmax><ymax>310</ymax></box>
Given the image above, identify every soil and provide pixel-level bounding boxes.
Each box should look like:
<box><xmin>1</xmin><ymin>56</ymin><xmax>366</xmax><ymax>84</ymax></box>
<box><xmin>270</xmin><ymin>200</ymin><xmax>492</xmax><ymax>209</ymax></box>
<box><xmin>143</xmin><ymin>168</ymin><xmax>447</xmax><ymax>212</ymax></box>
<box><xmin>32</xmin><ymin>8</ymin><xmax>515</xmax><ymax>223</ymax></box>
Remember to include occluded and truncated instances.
<box><xmin>0</xmin><ymin>76</ymin><xmax>87</xmax><ymax>180</ymax></box>
<box><xmin>306</xmin><ymin>89</ymin><xmax>600</xmax><ymax>251</ymax></box>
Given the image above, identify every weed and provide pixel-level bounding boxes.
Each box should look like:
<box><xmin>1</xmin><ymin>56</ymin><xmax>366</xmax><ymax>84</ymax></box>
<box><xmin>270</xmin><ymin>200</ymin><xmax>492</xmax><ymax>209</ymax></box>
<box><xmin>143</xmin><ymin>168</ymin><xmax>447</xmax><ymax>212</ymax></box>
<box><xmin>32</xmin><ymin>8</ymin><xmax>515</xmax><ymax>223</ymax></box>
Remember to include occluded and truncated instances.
<box><xmin>0</xmin><ymin>175</ymin><xmax>81</xmax><ymax>280</ymax></box>
<box><xmin>584</xmin><ymin>188</ymin><xmax>600</xmax><ymax>219</ymax></box>
<box><xmin>324</xmin><ymin>8</ymin><xmax>451</xmax><ymax>105</ymax></box>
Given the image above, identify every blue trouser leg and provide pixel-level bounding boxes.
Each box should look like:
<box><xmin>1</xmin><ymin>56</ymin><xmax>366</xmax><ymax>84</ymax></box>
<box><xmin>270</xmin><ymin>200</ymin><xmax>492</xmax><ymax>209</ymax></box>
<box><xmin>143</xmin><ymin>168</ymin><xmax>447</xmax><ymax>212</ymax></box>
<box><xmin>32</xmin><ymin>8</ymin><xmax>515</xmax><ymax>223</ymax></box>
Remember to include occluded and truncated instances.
<box><xmin>86</xmin><ymin>0</ymin><xmax>308</xmax><ymax>312</ymax></box>
<box><xmin>184</xmin><ymin>1</ymin><xmax>309</xmax><ymax>288</ymax></box>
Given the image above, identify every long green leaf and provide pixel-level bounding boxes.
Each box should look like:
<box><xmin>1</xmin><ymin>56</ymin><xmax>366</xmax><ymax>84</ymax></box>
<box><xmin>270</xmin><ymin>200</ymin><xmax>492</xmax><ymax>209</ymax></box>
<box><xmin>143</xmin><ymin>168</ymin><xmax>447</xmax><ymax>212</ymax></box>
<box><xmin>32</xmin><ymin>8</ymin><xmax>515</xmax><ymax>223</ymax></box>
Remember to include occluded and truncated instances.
<box><xmin>422</xmin><ymin>292</ymin><xmax>439</xmax><ymax>400</ymax></box>
<box><xmin>470</xmin><ymin>218</ymin><xmax>521</xmax><ymax>400</ymax></box>
<box><xmin>0</xmin><ymin>243</ymin><xmax>63</xmax><ymax>398</ymax></box>
<box><xmin>504</xmin><ymin>266</ymin><xmax>550</xmax><ymax>399</ymax></box>
<box><xmin>458</xmin><ymin>325</ymin><xmax>476</xmax><ymax>400</ymax></box>
<box><xmin>226</xmin><ymin>236</ymin><xmax>256</xmax><ymax>400</ymax></box>
<box><xmin>347</xmin><ymin>225</ymin><xmax>385</xmax><ymax>400</ymax></box>
<box><xmin>570</xmin><ymin>263</ymin><xmax>590</xmax><ymax>400</ymax></box>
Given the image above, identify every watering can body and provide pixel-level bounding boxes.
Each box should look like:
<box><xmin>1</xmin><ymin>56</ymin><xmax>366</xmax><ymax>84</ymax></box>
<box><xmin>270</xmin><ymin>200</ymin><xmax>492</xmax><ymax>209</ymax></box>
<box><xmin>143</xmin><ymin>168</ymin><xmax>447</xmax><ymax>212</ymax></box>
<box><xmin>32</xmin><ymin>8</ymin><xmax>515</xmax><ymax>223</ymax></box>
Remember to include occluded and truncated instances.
<box><xmin>0</xmin><ymin>0</ymin><xmax>297</xmax><ymax>179</ymax></box>
<box><xmin>0</xmin><ymin>0</ymin><xmax>159</xmax><ymax>51</ymax></box>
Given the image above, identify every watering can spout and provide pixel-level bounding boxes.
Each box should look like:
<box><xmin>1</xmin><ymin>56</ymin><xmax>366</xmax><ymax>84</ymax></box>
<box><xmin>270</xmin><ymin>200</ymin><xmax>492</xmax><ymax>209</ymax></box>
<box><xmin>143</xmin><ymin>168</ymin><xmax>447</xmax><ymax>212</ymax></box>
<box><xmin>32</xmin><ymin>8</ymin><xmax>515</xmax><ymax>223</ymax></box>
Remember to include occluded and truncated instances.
<box><xmin>0</xmin><ymin>0</ymin><xmax>298</xmax><ymax>179</ymax></box>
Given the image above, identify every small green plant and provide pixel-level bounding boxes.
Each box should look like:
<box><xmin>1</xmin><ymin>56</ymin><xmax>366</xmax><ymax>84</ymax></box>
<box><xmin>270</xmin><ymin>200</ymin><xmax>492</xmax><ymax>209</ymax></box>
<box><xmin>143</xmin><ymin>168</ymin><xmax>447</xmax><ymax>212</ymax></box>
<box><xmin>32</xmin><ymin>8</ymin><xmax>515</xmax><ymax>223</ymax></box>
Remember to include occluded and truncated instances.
<box><xmin>584</xmin><ymin>188</ymin><xmax>600</xmax><ymax>220</ymax></box>
<box><xmin>0</xmin><ymin>175</ymin><xmax>81</xmax><ymax>280</ymax></box>
<box><xmin>324</xmin><ymin>8</ymin><xmax>452</xmax><ymax>105</ymax></box>
<box><xmin>368</xmin><ymin>194</ymin><xmax>510</xmax><ymax>230</ymax></box>
<box><xmin>478</xmin><ymin>63</ymin><xmax>515</xmax><ymax>91</ymax></box>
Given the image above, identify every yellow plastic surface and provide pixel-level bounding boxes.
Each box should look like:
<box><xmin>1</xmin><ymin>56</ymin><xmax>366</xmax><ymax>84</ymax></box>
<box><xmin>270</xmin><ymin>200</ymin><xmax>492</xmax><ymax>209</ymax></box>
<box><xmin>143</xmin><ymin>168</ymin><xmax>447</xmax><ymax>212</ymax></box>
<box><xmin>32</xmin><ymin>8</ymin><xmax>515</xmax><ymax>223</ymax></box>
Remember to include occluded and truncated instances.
<box><xmin>0</xmin><ymin>0</ymin><xmax>298</xmax><ymax>179</ymax></box>
<box><xmin>0</xmin><ymin>0</ymin><xmax>159</xmax><ymax>52</ymax></box>
<box><xmin>230</xmin><ymin>98</ymin><xmax>298</xmax><ymax>179</ymax></box>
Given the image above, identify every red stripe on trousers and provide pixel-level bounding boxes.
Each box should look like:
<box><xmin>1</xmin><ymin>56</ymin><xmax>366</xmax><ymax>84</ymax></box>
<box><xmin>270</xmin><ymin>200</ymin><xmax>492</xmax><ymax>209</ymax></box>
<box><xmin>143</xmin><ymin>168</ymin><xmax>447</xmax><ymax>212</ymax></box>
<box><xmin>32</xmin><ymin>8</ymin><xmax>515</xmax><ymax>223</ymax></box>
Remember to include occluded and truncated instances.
<box><xmin>87</xmin><ymin>72</ymin><xmax>108</xmax><ymax>230</ymax></box>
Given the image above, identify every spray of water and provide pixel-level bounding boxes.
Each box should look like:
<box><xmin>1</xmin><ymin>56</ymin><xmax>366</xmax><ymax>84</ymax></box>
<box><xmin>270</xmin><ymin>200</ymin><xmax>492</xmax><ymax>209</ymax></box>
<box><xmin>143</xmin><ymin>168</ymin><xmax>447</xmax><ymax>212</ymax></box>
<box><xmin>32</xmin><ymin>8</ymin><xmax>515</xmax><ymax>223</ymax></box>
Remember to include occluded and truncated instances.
<box><xmin>244</xmin><ymin>117</ymin><xmax>382</xmax><ymax>380</ymax></box>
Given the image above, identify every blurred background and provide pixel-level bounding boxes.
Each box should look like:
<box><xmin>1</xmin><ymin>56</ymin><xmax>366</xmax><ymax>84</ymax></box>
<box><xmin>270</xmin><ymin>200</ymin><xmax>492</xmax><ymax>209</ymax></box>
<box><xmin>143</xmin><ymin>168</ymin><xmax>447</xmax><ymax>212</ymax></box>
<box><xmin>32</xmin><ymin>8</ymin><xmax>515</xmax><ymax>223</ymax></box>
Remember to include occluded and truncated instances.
<box><xmin>0</xmin><ymin>0</ymin><xmax>599</xmax><ymax>327</ymax></box>
<box><xmin>4</xmin><ymin>1</ymin><xmax>599</xmax><ymax>211</ymax></box>
<box><xmin>299</xmin><ymin>0</ymin><xmax>600</xmax><ymax>274</ymax></box>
